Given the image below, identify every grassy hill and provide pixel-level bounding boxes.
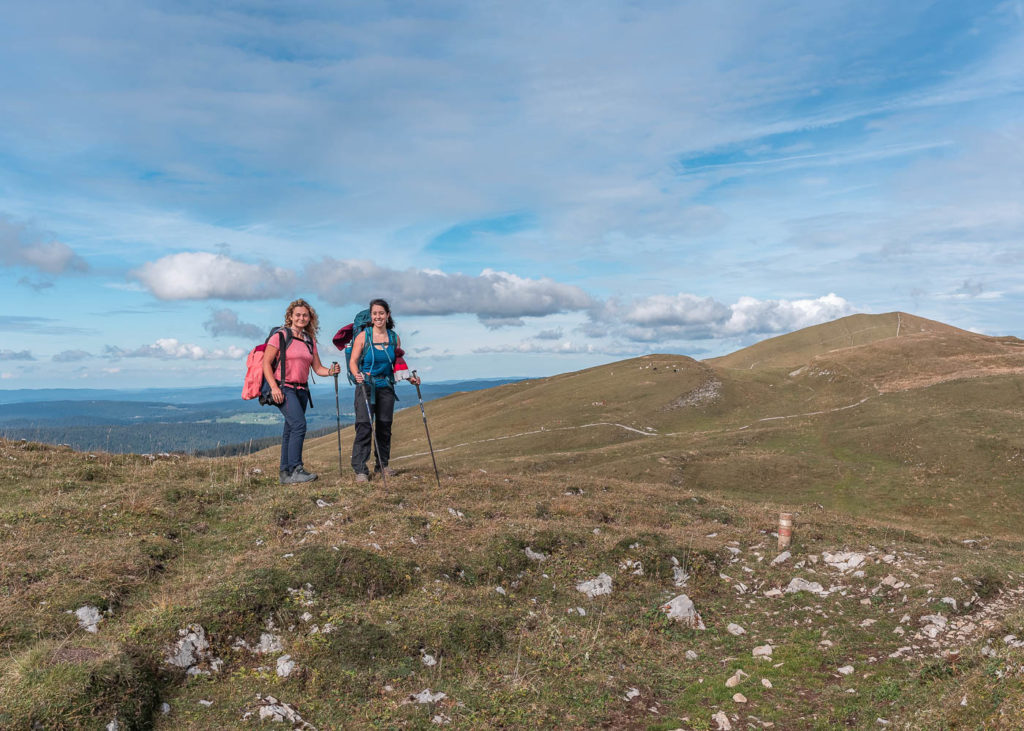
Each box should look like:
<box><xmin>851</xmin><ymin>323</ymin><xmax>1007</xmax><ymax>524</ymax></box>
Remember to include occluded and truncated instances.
<box><xmin>2</xmin><ymin>312</ymin><xmax>1024</xmax><ymax>729</ymax></box>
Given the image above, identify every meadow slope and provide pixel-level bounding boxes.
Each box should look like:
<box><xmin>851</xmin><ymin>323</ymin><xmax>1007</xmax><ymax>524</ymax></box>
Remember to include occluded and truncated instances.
<box><xmin>3</xmin><ymin>312</ymin><xmax>1024</xmax><ymax>730</ymax></box>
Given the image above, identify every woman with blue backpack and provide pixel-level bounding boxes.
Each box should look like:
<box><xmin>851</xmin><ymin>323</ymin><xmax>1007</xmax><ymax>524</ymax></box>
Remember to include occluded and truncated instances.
<box><xmin>263</xmin><ymin>298</ymin><xmax>341</xmax><ymax>484</ymax></box>
<box><xmin>348</xmin><ymin>298</ymin><xmax>420</xmax><ymax>482</ymax></box>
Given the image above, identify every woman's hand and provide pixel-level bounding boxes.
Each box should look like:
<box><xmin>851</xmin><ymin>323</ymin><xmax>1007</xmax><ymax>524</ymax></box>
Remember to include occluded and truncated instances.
<box><xmin>409</xmin><ymin>374</ymin><xmax>421</xmax><ymax>386</ymax></box>
<box><xmin>271</xmin><ymin>385</ymin><xmax>284</xmax><ymax>404</ymax></box>
<box><xmin>329</xmin><ymin>362</ymin><xmax>341</xmax><ymax>376</ymax></box>
<box><xmin>353</xmin><ymin>371</ymin><xmax>364</xmax><ymax>384</ymax></box>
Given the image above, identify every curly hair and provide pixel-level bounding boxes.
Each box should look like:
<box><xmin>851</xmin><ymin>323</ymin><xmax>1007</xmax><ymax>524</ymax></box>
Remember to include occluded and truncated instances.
<box><xmin>284</xmin><ymin>298</ymin><xmax>320</xmax><ymax>339</ymax></box>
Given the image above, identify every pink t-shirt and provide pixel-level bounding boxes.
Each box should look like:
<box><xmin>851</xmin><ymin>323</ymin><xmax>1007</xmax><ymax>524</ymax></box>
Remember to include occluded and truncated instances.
<box><xmin>272</xmin><ymin>332</ymin><xmax>316</xmax><ymax>388</ymax></box>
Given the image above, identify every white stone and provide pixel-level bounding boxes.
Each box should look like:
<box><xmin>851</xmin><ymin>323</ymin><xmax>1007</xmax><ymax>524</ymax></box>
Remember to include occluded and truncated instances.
<box><xmin>733</xmin><ymin>693</ymin><xmax>747</xmax><ymax>703</ymax></box>
<box><xmin>837</xmin><ymin>665</ymin><xmax>854</xmax><ymax>675</ymax></box>
<box><xmin>75</xmin><ymin>606</ymin><xmax>103</xmax><ymax>633</ymax></box>
<box><xmin>165</xmin><ymin>625</ymin><xmax>210</xmax><ymax>670</ymax></box>
<box><xmin>785</xmin><ymin>578</ymin><xmax>826</xmax><ymax>596</ymax></box>
<box><xmin>685</xmin><ymin>650</ymin><xmax>698</xmax><ymax>660</ymax></box>
<box><xmin>761</xmin><ymin>678</ymin><xmax>773</xmax><ymax>689</ymax></box>
<box><xmin>495</xmin><ymin>586</ymin><xmax>507</xmax><ymax>596</ymax></box>
<box><xmin>107</xmin><ymin>721</ymin><xmax>119</xmax><ymax>731</ymax></box>
<box><xmin>752</xmin><ymin>644</ymin><xmax>773</xmax><ymax>659</ymax></box>
<box><xmin>660</xmin><ymin>594</ymin><xmax>705</xmax><ymax>629</ymax></box>
<box><xmin>725</xmin><ymin>669</ymin><xmax>749</xmax><ymax>688</ymax></box>
<box><xmin>410</xmin><ymin>689</ymin><xmax>447</xmax><ymax>704</ymax></box>
<box><xmin>160</xmin><ymin>703</ymin><xmax>170</xmax><ymax>715</ymax></box>
<box><xmin>421</xmin><ymin>651</ymin><xmax>438</xmax><ymax>667</ymax></box>
<box><xmin>771</xmin><ymin>551</ymin><xmax>791</xmax><ymax>566</ymax></box>
<box><xmin>524</xmin><ymin>547</ymin><xmax>547</xmax><ymax>562</ymax></box>
<box><xmin>940</xmin><ymin>597</ymin><xmax>957</xmax><ymax>612</ymax></box>
<box><xmin>577</xmin><ymin>573</ymin><xmax>613</xmax><ymax>598</ymax></box>
<box><xmin>726</xmin><ymin>623</ymin><xmax>746</xmax><ymax>636</ymax></box>
<box><xmin>624</xmin><ymin>688</ymin><xmax>640</xmax><ymax>701</ymax></box>
<box><xmin>254</xmin><ymin>632</ymin><xmax>285</xmax><ymax>654</ymax></box>
<box><xmin>712</xmin><ymin>710</ymin><xmax>733</xmax><ymax>730</ymax></box>
<box><xmin>673</xmin><ymin>566</ymin><xmax>690</xmax><ymax>587</ymax></box>
<box><xmin>276</xmin><ymin>655</ymin><xmax>296</xmax><ymax>678</ymax></box>
<box><xmin>198</xmin><ymin>700</ymin><xmax>213</xmax><ymax>707</ymax></box>
<box><xmin>822</xmin><ymin>552</ymin><xmax>866</xmax><ymax>573</ymax></box>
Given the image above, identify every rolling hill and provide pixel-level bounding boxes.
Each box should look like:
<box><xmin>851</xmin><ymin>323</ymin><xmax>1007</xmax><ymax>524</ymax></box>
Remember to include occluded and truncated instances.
<box><xmin>305</xmin><ymin>312</ymin><xmax>1024</xmax><ymax>536</ymax></box>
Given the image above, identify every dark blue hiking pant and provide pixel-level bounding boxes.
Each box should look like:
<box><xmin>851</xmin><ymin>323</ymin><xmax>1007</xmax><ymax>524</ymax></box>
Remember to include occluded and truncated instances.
<box><xmin>276</xmin><ymin>386</ymin><xmax>310</xmax><ymax>473</ymax></box>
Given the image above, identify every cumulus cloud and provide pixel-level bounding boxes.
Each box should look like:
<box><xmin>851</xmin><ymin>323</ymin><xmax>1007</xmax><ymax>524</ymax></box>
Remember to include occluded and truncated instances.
<box><xmin>131</xmin><ymin>253</ymin><xmax>296</xmax><ymax>301</ymax></box>
<box><xmin>104</xmin><ymin>338</ymin><xmax>246</xmax><ymax>360</ymax></box>
<box><xmin>52</xmin><ymin>349</ymin><xmax>93</xmax><ymax>362</ymax></box>
<box><xmin>0</xmin><ymin>349</ymin><xmax>34</xmax><ymax>361</ymax></box>
<box><xmin>535</xmin><ymin>328</ymin><xmax>564</xmax><ymax>340</ymax></box>
<box><xmin>304</xmin><ymin>259</ymin><xmax>596</xmax><ymax>323</ymax></box>
<box><xmin>203</xmin><ymin>308</ymin><xmax>264</xmax><ymax>339</ymax></box>
<box><xmin>589</xmin><ymin>292</ymin><xmax>856</xmax><ymax>341</ymax></box>
<box><xmin>0</xmin><ymin>215</ymin><xmax>88</xmax><ymax>274</ymax></box>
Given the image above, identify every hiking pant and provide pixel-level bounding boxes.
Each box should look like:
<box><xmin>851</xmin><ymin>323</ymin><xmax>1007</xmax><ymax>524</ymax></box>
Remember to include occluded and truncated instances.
<box><xmin>351</xmin><ymin>383</ymin><xmax>395</xmax><ymax>475</ymax></box>
<box><xmin>276</xmin><ymin>386</ymin><xmax>310</xmax><ymax>473</ymax></box>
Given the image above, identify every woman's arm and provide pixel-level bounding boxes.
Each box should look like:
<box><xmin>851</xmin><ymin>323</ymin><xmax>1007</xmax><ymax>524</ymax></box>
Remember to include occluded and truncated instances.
<box><xmin>262</xmin><ymin>342</ymin><xmax>285</xmax><ymax>404</ymax></box>
<box><xmin>349</xmin><ymin>331</ymin><xmax>365</xmax><ymax>383</ymax></box>
<box><xmin>396</xmin><ymin>335</ymin><xmax>421</xmax><ymax>386</ymax></box>
<box><xmin>312</xmin><ymin>347</ymin><xmax>340</xmax><ymax>378</ymax></box>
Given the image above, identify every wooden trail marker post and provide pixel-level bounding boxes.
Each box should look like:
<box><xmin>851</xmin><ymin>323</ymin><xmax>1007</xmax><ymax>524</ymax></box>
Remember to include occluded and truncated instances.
<box><xmin>778</xmin><ymin>512</ymin><xmax>793</xmax><ymax>551</ymax></box>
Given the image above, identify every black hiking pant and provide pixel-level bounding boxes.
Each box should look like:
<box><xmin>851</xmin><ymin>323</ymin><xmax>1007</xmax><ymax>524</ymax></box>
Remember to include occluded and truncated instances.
<box><xmin>351</xmin><ymin>383</ymin><xmax>395</xmax><ymax>475</ymax></box>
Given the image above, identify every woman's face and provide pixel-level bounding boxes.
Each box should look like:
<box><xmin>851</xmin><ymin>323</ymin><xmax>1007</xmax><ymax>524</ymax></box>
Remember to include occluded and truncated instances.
<box><xmin>370</xmin><ymin>304</ymin><xmax>388</xmax><ymax>328</ymax></box>
<box><xmin>291</xmin><ymin>307</ymin><xmax>311</xmax><ymax>328</ymax></box>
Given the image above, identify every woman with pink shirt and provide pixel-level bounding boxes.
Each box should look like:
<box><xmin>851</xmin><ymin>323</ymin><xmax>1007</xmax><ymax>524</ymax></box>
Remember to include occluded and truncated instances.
<box><xmin>263</xmin><ymin>298</ymin><xmax>340</xmax><ymax>484</ymax></box>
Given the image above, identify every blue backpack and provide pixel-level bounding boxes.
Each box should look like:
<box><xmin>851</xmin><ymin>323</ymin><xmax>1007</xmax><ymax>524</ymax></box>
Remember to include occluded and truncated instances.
<box><xmin>332</xmin><ymin>309</ymin><xmax>396</xmax><ymax>386</ymax></box>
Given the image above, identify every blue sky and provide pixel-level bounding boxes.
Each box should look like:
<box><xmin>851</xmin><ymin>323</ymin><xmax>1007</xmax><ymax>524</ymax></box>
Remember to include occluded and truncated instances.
<box><xmin>1</xmin><ymin>0</ymin><xmax>1022</xmax><ymax>388</ymax></box>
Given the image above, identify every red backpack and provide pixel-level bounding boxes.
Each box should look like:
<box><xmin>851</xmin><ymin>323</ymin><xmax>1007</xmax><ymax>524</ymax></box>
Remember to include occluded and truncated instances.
<box><xmin>242</xmin><ymin>328</ymin><xmax>313</xmax><ymax>404</ymax></box>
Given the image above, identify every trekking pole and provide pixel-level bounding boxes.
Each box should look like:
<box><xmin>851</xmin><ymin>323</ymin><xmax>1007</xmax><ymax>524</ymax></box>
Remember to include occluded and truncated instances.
<box><xmin>332</xmin><ymin>363</ymin><xmax>343</xmax><ymax>479</ymax></box>
<box><xmin>359</xmin><ymin>376</ymin><xmax>388</xmax><ymax>491</ymax></box>
<box><xmin>411</xmin><ymin>370</ymin><xmax>441</xmax><ymax>490</ymax></box>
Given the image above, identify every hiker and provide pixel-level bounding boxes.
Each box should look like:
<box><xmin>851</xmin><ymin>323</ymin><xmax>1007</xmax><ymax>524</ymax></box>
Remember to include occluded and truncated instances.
<box><xmin>348</xmin><ymin>298</ymin><xmax>420</xmax><ymax>482</ymax></box>
<box><xmin>263</xmin><ymin>298</ymin><xmax>341</xmax><ymax>484</ymax></box>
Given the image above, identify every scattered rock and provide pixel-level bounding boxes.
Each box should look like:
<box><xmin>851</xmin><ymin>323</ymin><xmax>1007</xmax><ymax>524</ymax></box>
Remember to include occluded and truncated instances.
<box><xmin>712</xmin><ymin>710</ymin><xmax>733</xmax><ymax>730</ymax></box>
<box><xmin>421</xmin><ymin>650</ymin><xmax>438</xmax><ymax>667</ymax></box>
<box><xmin>837</xmin><ymin>665</ymin><xmax>854</xmax><ymax>675</ymax></box>
<box><xmin>74</xmin><ymin>606</ymin><xmax>103</xmax><ymax>633</ymax></box>
<box><xmin>624</xmin><ymin>688</ymin><xmax>640</xmax><ymax>701</ymax></box>
<box><xmin>733</xmin><ymin>693</ymin><xmax>747</xmax><ymax>703</ymax></box>
<box><xmin>822</xmin><ymin>552</ymin><xmax>866</xmax><ymax>573</ymax></box>
<box><xmin>408</xmin><ymin>689</ymin><xmax>447</xmax><ymax>704</ymax></box>
<box><xmin>726</xmin><ymin>623</ymin><xmax>746</xmax><ymax>636</ymax></box>
<box><xmin>725</xmin><ymin>669</ymin><xmax>749</xmax><ymax>688</ymax></box>
<box><xmin>524</xmin><ymin>547</ymin><xmax>547</xmax><ymax>562</ymax></box>
<box><xmin>164</xmin><ymin>625</ymin><xmax>223</xmax><ymax>675</ymax></box>
<box><xmin>255</xmin><ymin>695</ymin><xmax>316</xmax><ymax>728</ymax></box>
<box><xmin>660</xmin><ymin>594</ymin><xmax>706</xmax><ymax>629</ymax></box>
<box><xmin>785</xmin><ymin>578</ymin><xmax>826</xmax><ymax>596</ymax></box>
<box><xmin>577</xmin><ymin>573</ymin><xmax>613</xmax><ymax>598</ymax></box>
<box><xmin>685</xmin><ymin>649</ymin><xmax>698</xmax><ymax>660</ymax></box>
<box><xmin>495</xmin><ymin>586</ymin><xmax>507</xmax><ymax>596</ymax></box>
<box><xmin>771</xmin><ymin>551</ymin><xmax>791</xmax><ymax>566</ymax></box>
<box><xmin>752</xmin><ymin>644</ymin><xmax>773</xmax><ymax>659</ymax></box>
<box><xmin>271</xmin><ymin>655</ymin><xmax>294</xmax><ymax>678</ymax></box>
<box><xmin>761</xmin><ymin>678</ymin><xmax>773</xmax><ymax>689</ymax></box>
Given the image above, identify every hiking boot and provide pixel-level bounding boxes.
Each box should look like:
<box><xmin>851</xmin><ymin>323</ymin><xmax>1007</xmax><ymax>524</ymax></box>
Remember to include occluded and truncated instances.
<box><xmin>354</xmin><ymin>473</ymin><xmax>370</xmax><ymax>483</ymax></box>
<box><xmin>375</xmin><ymin>466</ymin><xmax>397</xmax><ymax>477</ymax></box>
<box><xmin>279</xmin><ymin>469</ymin><xmax>292</xmax><ymax>484</ymax></box>
<box><xmin>289</xmin><ymin>467</ymin><xmax>318</xmax><ymax>483</ymax></box>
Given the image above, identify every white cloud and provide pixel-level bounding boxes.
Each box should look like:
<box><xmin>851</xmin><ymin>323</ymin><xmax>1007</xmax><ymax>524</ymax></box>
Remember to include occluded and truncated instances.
<box><xmin>0</xmin><ymin>349</ymin><xmax>34</xmax><ymax>361</ymax></box>
<box><xmin>0</xmin><ymin>214</ymin><xmax>88</xmax><ymax>274</ymax></box>
<box><xmin>474</xmin><ymin>340</ymin><xmax>637</xmax><ymax>356</ymax></box>
<box><xmin>132</xmin><ymin>253</ymin><xmax>296</xmax><ymax>300</ymax></box>
<box><xmin>104</xmin><ymin>338</ymin><xmax>247</xmax><ymax>360</ymax></box>
<box><xmin>590</xmin><ymin>292</ymin><xmax>857</xmax><ymax>341</ymax></box>
<box><xmin>304</xmin><ymin>259</ymin><xmax>596</xmax><ymax>322</ymax></box>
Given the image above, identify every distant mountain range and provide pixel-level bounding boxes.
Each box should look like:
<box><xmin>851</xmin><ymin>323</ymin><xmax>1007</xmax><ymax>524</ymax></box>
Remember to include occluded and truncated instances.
<box><xmin>0</xmin><ymin>378</ymin><xmax>522</xmax><ymax>454</ymax></box>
